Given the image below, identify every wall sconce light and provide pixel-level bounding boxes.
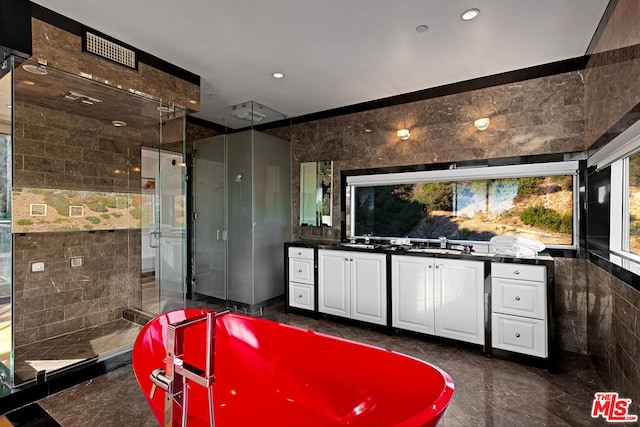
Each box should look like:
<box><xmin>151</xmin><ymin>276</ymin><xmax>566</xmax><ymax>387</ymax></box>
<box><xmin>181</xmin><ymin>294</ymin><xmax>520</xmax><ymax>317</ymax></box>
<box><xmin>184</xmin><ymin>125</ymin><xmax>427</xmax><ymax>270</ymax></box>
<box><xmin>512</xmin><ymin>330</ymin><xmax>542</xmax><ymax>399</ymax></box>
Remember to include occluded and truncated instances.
<box><xmin>474</xmin><ymin>118</ymin><xmax>490</xmax><ymax>131</ymax></box>
<box><xmin>397</xmin><ymin>129</ymin><xmax>410</xmax><ymax>140</ymax></box>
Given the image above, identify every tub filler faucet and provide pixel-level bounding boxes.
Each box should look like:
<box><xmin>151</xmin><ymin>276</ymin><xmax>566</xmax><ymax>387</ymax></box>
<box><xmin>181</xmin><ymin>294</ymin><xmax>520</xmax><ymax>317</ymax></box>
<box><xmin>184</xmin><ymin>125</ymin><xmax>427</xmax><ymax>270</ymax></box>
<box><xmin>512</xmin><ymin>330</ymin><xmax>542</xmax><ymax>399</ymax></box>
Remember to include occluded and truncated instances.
<box><xmin>149</xmin><ymin>309</ymin><xmax>230</xmax><ymax>427</ymax></box>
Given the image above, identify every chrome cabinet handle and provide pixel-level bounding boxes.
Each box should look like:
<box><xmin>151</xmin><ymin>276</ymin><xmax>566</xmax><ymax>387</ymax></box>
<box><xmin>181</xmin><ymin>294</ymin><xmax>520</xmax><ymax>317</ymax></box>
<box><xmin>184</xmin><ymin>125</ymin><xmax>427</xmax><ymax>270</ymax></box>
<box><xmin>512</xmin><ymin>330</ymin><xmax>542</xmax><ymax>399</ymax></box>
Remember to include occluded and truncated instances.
<box><xmin>514</xmin><ymin>270</ymin><xmax>520</xmax><ymax>275</ymax></box>
<box><xmin>344</xmin><ymin>258</ymin><xmax>349</xmax><ymax>261</ymax></box>
<box><xmin>298</xmin><ymin>294</ymin><xmax>303</xmax><ymax>298</ymax></box>
<box><xmin>298</xmin><ymin>270</ymin><xmax>303</xmax><ymax>273</ymax></box>
<box><xmin>298</xmin><ymin>252</ymin><xmax>302</xmax><ymax>255</ymax></box>
<box><xmin>428</xmin><ymin>265</ymin><xmax>432</xmax><ymax>269</ymax></box>
<box><xmin>515</xmin><ymin>333</ymin><xmax>521</xmax><ymax>338</ymax></box>
<box><xmin>515</xmin><ymin>296</ymin><xmax>521</xmax><ymax>301</ymax></box>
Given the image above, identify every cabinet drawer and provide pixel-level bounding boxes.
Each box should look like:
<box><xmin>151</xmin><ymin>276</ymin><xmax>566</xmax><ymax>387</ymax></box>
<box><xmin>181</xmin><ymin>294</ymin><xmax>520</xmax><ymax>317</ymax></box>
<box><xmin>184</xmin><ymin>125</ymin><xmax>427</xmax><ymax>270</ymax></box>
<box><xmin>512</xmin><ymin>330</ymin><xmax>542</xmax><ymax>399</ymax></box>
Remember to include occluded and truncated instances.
<box><xmin>289</xmin><ymin>258</ymin><xmax>314</xmax><ymax>284</ymax></box>
<box><xmin>492</xmin><ymin>277</ymin><xmax>546</xmax><ymax>320</ymax></box>
<box><xmin>288</xmin><ymin>247</ymin><xmax>314</xmax><ymax>260</ymax></box>
<box><xmin>492</xmin><ymin>313</ymin><xmax>547</xmax><ymax>358</ymax></box>
<box><xmin>491</xmin><ymin>263</ymin><xmax>545</xmax><ymax>282</ymax></box>
<box><xmin>289</xmin><ymin>282</ymin><xmax>314</xmax><ymax>310</ymax></box>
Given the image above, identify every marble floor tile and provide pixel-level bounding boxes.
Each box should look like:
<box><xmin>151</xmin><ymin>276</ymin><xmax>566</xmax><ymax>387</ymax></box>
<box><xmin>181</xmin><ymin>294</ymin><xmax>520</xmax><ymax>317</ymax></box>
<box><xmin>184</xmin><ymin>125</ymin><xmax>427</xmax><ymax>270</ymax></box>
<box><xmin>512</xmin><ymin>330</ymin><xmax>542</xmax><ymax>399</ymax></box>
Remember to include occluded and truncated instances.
<box><xmin>33</xmin><ymin>303</ymin><xmax>610</xmax><ymax>426</ymax></box>
<box><xmin>39</xmin><ymin>366</ymin><xmax>155</xmax><ymax>427</ymax></box>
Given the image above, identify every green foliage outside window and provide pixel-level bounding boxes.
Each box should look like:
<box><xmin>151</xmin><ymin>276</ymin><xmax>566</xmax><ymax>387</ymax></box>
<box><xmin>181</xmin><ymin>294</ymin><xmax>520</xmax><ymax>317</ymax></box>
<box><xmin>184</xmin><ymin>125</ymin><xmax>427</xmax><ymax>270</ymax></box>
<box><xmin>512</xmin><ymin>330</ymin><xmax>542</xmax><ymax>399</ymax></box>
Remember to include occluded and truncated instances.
<box><xmin>519</xmin><ymin>205</ymin><xmax>572</xmax><ymax>233</ymax></box>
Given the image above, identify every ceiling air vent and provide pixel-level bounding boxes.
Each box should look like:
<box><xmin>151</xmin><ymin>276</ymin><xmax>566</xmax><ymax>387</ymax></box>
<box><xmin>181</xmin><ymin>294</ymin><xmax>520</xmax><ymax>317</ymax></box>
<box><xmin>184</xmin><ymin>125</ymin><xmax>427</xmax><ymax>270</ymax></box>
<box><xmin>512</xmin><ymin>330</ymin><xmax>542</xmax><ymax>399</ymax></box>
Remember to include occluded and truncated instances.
<box><xmin>82</xmin><ymin>29</ymin><xmax>138</xmax><ymax>70</ymax></box>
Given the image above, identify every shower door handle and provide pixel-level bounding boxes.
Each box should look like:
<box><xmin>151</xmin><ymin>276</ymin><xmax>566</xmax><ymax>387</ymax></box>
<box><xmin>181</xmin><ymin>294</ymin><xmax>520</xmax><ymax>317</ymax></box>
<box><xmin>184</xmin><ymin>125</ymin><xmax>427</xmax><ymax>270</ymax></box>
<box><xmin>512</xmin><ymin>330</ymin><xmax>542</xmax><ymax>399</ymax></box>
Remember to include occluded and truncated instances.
<box><xmin>149</xmin><ymin>229</ymin><xmax>160</xmax><ymax>248</ymax></box>
<box><xmin>216</xmin><ymin>229</ymin><xmax>227</xmax><ymax>241</ymax></box>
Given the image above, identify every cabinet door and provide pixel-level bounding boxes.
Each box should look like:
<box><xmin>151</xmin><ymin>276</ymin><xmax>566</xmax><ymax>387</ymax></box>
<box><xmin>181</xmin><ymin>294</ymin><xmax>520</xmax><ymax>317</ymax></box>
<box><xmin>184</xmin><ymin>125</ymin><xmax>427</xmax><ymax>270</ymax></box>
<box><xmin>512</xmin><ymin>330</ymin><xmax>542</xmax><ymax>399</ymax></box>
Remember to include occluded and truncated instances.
<box><xmin>391</xmin><ymin>256</ymin><xmax>434</xmax><ymax>334</ymax></box>
<box><xmin>351</xmin><ymin>252</ymin><xmax>387</xmax><ymax>325</ymax></box>
<box><xmin>434</xmin><ymin>259</ymin><xmax>484</xmax><ymax>345</ymax></box>
<box><xmin>318</xmin><ymin>250</ymin><xmax>350</xmax><ymax>318</ymax></box>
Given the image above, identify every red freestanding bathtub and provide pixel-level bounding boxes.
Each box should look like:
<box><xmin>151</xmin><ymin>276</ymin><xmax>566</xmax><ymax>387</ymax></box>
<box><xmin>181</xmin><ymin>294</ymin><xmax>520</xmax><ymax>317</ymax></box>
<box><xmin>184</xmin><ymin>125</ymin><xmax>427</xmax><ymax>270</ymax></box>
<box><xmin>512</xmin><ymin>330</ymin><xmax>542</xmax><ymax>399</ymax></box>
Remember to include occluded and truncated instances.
<box><xmin>133</xmin><ymin>309</ymin><xmax>454</xmax><ymax>427</ymax></box>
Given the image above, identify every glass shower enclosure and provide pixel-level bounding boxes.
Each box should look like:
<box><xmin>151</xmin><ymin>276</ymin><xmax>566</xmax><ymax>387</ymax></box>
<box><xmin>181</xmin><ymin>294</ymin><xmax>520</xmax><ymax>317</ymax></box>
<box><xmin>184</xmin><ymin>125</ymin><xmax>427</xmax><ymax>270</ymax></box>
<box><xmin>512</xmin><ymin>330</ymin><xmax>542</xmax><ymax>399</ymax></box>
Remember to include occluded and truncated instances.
<box><xmin>0</xmin><ymin>57</ymin><xmax>187</xmax><ymax>390</ymax></box>
<box><xmin>192</xmin><ymin>102</ymin><xmax>291</xmax><ymax>312</ymax></box>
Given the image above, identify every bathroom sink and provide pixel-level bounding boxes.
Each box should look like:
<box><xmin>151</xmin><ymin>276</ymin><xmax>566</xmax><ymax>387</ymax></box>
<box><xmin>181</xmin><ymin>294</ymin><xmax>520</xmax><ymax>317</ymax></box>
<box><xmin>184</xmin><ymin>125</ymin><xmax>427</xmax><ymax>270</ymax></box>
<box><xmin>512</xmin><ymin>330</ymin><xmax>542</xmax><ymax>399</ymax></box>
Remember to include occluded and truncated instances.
<box><xmin>407</xmin><ymin>248</ymin><xmax>496</xmax><ymax>256</ymax></box>
<box><xmin>407</xmin><ymin>248</ymin><xmax>463</xmax><ymax>255</ymax></box>
<box><xmin>341</xmin><ymin>243</ymin><xmax>378</xmax><ymax>249</ymax></box>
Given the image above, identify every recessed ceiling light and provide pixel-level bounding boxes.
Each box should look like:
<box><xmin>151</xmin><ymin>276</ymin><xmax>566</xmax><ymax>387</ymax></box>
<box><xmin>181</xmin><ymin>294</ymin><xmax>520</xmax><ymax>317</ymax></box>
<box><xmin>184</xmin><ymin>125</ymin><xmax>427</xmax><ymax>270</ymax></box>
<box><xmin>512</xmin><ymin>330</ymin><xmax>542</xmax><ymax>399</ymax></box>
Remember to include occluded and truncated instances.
<box><xmin>112</xmin><ymin>120</ymin><xmax>127</xmax><ymax>127</ymax></box>
<box><xmin>415</xmin><ymin>25</ymin><xmax>429</xmax><ymax>33</ymax></box>
<box><xmin>272</xmin><ymin>72</ymin><xmax>285</xmax><ymax>79</ymax></box>
<box><xmin>461</xmin><ymin>8</ymin><xmax>480</xmax><ymax>21</ymax></box>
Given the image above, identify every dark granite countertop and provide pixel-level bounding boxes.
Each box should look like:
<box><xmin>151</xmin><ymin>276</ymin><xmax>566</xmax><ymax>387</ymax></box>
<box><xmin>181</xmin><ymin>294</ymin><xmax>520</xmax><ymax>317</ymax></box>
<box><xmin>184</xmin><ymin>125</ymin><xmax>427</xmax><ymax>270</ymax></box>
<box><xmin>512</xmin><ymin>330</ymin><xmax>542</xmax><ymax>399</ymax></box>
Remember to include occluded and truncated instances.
<box><xmin>285</xmin><ymin>240</ymin><xmax>554</xmax><ymax>267</ymax></box>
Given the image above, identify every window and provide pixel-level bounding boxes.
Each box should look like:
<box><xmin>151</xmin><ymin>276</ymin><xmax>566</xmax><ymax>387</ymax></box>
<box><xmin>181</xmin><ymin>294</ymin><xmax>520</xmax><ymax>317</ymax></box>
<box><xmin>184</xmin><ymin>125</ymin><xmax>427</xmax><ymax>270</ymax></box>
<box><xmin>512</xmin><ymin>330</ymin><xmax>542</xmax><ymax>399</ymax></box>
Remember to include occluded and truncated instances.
<box><xmin>346</xmin><ymin>162</ymin><xmax>578</xmax><ymax>248</ymax></box>
<box><xmin>611</xmin><ymin>151</ymin><xmax>640</xmax><ymax>258</ymax></box>
<box><xmin>629</xmin><ymin>152</ymin><xmax>640</xmax><ymax>254</ymax></box>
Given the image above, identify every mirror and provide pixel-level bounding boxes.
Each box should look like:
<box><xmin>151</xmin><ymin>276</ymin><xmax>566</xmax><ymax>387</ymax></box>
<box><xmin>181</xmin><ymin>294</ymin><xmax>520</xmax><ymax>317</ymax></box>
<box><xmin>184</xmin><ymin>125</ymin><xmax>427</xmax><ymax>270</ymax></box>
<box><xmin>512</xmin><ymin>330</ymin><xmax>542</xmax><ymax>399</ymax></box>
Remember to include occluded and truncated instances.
<box><xmin>300</xmin><ymin>161</ymin><xmax>332</xmax><ymax>226</ymax></box>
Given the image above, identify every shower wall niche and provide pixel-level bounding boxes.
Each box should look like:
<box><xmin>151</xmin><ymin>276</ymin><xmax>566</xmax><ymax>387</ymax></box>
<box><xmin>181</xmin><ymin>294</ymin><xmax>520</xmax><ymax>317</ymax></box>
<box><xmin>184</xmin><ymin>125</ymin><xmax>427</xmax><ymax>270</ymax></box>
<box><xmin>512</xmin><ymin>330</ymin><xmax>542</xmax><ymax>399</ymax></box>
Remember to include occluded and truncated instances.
<box><xmin>6</xmin><ymin>59</ymin><xmax>187</xmax><ymax>387</ymax></box>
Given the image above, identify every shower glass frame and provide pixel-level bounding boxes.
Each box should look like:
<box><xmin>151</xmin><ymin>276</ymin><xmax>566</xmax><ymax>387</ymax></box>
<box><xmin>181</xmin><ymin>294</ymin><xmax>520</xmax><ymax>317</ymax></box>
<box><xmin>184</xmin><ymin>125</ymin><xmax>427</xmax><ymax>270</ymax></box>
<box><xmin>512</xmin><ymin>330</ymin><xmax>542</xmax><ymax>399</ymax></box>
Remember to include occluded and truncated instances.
<box><xmin>0</xmin><ymin>56</ymin><xmax>14</xmax><ymax>394</ymax></box>
<box><xmin>3</xmin><ymin>57</ymin><xmax>187</xmax><ymax>389</ymax></box>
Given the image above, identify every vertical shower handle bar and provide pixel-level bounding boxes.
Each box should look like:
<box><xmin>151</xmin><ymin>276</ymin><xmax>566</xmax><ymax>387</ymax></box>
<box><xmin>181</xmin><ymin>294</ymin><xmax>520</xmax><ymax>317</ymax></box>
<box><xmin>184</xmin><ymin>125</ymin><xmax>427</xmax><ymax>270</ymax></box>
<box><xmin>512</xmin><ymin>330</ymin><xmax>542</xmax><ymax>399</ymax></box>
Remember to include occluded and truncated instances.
<box><xmin>163</xmin><ymin>321</ymin><xmax>181</xmax><ymax>427</ymax></box>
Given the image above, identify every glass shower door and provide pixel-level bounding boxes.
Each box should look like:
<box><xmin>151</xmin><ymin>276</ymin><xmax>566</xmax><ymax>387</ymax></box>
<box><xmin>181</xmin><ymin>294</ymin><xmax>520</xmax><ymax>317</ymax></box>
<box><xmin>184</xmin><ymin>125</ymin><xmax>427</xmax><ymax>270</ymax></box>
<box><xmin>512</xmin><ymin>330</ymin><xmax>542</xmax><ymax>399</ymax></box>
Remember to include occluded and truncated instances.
<box><xmin>193</xmin><ymin>135</ymin><xmax>227</xmax><ymax>300</ymax></box>
<box><xmin>0</xmin><ymin>58</ymin><xmax>12</xmax><ymax>390</ymax></box>
<box><xmin>156</xmin><ymin>147</ymin><xmax>186</xmax><ymax>312</ymax></box>
<box><xmin>141</xmin><ymin>126</ymin><xmax>187</xmax><ymax>314</ymax></box>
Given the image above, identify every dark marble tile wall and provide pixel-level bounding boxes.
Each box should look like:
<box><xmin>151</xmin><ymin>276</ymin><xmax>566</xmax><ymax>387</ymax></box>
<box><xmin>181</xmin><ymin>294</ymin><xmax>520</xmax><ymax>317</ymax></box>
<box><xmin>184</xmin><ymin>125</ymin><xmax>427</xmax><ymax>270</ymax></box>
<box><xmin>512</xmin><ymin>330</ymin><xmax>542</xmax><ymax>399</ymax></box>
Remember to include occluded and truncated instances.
<box><xmin>271</xmin><ymin>70</ymin><xmax>585</xmax><ymax>241</ymax></box>
<box><xmin>186</xmin><ymin>122</ymin><xmax>221</xmax><ymax>143</ymax></box>
<box><xmin>266</xmin><ymin>71</ymin><xmax>590</xmax><ymax>354</ymax></box>
<box><xmin>593</xmin><ymin>0</ymin><xmax>640</xmax><ymax>55</ymax></box>
<box><xmin>584</xmin><ymin>0</ymin><xmax>640</xmax><ymax>149</ymax></box>
<box><xmin>553</xmin><ymin>258</ymin><xmax>588</xmax><ymax>354</ymax></box>
<box><xmin>30</xmin><ymin>18</ymin><xmax>200</xmax><ymax>112</ymax></box>
<box><xmin>11</xmin><ymin>100</ymin><xmax>156</xmax><ymax>347</ymax></box>
<box><xmin>587</xmin><ymin>262</ymin><xmax>640</xmax><ymax>405</ymax></box>
<box><xmin>584</xmin><ymin>43</ymin><xmax>640</xmax><ymax>149</ymax></box>
<box><xmin>13</xmin><ymin>103</ymin><xmax>150</xmax><ymax>192</ymax></box>
<box><xmin>13</xmin><ymin>230</ymin><xmax>141</xmax><ymax>346</ymax></box>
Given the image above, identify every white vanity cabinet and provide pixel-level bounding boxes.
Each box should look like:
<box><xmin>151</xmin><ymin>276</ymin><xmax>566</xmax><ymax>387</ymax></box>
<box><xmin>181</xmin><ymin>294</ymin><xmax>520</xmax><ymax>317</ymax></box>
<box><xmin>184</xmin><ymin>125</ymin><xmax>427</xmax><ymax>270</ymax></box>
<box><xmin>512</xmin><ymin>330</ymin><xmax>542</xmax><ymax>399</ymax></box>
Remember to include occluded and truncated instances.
<box><xmin>318</xmin><ymin>249</ymin><xmax>387</xmax><ymax>325</ymax></box>
<box><xmin>491</xmin><ymin>263</ymin><xmax>547</xmax><ymax>358</ymax></box>
<box><xmin>391</xmin><ymin>256</ymin><xmax>435</xmax><ymax>335</ymax></box>
<box><xmin>392</xmin><ymin>255</ymin><xmax>485</xmax><ymax>345</ymax></box>
<box><xmin>287</xmin><ymin>247</ymin><xmax>315</xmax><ymax>310</ymax></box>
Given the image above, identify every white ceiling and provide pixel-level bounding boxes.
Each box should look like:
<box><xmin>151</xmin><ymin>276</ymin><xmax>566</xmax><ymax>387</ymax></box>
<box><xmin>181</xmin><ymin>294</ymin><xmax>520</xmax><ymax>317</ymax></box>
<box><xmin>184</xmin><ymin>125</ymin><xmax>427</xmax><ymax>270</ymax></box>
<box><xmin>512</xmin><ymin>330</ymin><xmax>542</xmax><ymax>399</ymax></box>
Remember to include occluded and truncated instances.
<box><xmin>30</xmin><ymin>0</ymin><xmax>609</xmax><ymax>127</ymax></box>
